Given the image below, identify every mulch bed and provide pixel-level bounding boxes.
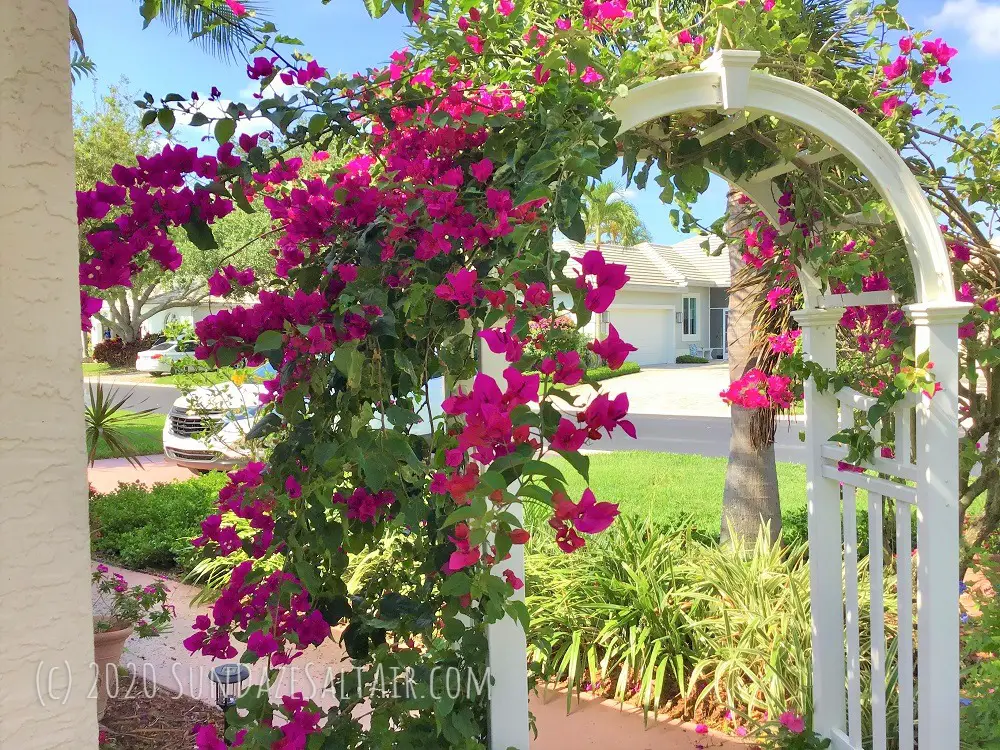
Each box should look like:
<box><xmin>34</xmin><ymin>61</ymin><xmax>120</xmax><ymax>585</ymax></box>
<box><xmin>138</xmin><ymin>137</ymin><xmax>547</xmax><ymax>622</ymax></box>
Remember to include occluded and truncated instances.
<box><xmin>100</xmin><ymin>673</ymin><xmax>222</xmax><ymax>749</ymax></box>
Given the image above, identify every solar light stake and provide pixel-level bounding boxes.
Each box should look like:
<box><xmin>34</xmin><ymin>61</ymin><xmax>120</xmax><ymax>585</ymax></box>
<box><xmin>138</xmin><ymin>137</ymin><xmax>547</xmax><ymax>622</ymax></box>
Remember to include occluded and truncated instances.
<box><xmin>209</xmin><ymin>663</ymin><xmax>250</xmax><ymax>745</ymax></box>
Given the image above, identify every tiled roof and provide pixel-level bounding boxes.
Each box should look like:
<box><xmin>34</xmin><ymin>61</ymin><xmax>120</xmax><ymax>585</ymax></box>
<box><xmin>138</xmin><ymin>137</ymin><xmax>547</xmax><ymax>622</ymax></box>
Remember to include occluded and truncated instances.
<box><xmin>647</xmin><ymin>235</ymin><xmax>730</xmax><ymax>287</ymax></box>
<box><xmin>555</xmin><ymin>236</ymin><xmax>730</xmax><ymax>288</ymax></box>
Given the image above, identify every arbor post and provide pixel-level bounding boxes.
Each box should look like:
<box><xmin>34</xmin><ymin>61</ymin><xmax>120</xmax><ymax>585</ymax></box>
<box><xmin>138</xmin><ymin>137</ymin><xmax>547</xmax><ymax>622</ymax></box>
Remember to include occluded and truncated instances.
<box><xmin>904</xmin><ymin>302</ymin><xmax>969</xmax><ymax>749</ymax></box>
<box><xmin>487</xmin><ymin>497</ymin><xmax>529</xmax><ymax>750</ymax></box>
<box><xmin>791</xmin><ymin>307</ymin><xmax>846</xmax><ymax>738</ymax></box>
<box><xmin>0</xmin><ymin>0</ymin><xmax>99</xmax><ymax>746</ymax></box>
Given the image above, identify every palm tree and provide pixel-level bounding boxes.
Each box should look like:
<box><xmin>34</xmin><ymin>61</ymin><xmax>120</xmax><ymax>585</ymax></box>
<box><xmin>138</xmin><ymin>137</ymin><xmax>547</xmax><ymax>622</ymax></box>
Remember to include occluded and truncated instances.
<box><xmin>719</xmin><ymin>0</ymin><xmax>861</xmax><ymax>546</ymax></box>
<box><xmin>719</xmin><ymin>192</ymin><xmax>785</xmax><ymax>546</ymax></box>
<box><xmin>70</xmin><ymin>0</ymin><xmax>268</xmax><ymax>81</ymax></box>
<box><xmin>582</xmin><ymin>181</ymin><xmax>652</xmax><ymax>249</ymax></box>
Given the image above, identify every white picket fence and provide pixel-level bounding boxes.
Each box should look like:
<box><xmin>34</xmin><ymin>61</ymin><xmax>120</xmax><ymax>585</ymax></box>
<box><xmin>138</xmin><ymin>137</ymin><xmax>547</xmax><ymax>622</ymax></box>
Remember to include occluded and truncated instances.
<box><xmin>821</xmin><ymin>387</ymin><xmax>919</xmax><ymax>750</ymax></box>
<box><xmin>797</xmin><ymin>303</ymin><xmax>963</xmax><ymax>750</ymax></box>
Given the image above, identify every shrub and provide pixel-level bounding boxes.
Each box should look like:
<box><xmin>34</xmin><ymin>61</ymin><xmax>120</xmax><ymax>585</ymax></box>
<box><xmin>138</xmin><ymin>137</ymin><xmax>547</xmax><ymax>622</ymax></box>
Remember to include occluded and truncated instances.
<box><xmin>92</xmin><ymin>334</ymin><xmax>158</xmax><ymax>368</ymax></box>
<box><xmin>89</xmin><ymin>473</ymin><xmax>226</xmax><ymax>571</ymax></box>
<box><xmin>676</xmin><ymin>354</ymin><xmax>709</xmax><ymax>364</ymax></box>
<box><xmin>524</xmin><ymin>315</ymin><xmax>599</xmax><ymax>367</ymax></box>
<box><xmin>587</xmin><ymin>361</ymin><xmax>640</xmax><ymax>381</ymax></box>
<box><xmin>960</xmin><ymin>562</ymin><xmax>1000</xmax><ymax>747</ymax></box>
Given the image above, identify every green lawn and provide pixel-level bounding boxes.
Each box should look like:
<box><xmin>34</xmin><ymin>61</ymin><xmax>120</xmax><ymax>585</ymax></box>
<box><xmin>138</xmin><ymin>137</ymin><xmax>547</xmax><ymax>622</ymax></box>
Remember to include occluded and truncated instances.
<box><xmin>548</xmin><ymin>450</ymin><xmax>808</xmax><ymax>538</ymax></box>
<box><xmin>82</xmin><ymin>362</ymin><xmax>131</xmax><ymax>376</ymax></box>
<box><xmin>91</xmin><ymin>411</ymin><xmax>166</xmax><ymax>460</ymax></box>
<box><xmin>150</xmin><ymin>369</ymin><xmax>233</xmax><ymax>386</ymax></box>
<box><xmin>81</xmin><ymin>362</ymin><xmax>241</xmax><ymax>387</ymax></box>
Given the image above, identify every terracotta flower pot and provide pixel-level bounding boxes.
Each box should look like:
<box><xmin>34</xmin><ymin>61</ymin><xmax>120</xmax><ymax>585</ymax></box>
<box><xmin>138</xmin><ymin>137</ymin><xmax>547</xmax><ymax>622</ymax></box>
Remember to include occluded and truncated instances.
<box><xmin>93</xmin><ymin>618</ymin><xmax>133</xmax><ymax>720</ymax></box>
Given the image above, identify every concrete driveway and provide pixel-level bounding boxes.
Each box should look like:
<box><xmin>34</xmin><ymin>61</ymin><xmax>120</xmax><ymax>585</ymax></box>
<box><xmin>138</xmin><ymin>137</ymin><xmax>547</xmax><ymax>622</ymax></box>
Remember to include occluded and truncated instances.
<box><xmin>572</xmin><ymin>362</ymin><xmax>733</xmax><ymax>417</ymax></box>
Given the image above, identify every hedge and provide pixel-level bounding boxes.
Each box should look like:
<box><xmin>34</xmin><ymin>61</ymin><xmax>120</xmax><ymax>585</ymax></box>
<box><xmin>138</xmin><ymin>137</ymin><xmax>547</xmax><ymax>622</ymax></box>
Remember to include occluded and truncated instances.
<box><xmin>90</xmin><ymin>472</ymin><xmax>226</xmax><ymax>571</ymax></box>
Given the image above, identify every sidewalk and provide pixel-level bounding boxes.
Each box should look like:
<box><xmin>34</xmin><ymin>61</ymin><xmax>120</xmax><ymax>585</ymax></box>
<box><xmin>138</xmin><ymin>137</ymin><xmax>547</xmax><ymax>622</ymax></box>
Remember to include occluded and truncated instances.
<box><xmin>88</xmin><ymin>455</ymin><xmax>196</xmax><ymax>494</ymax></box>
<box><xmin>571</xmin><ymin>362</ymin><xmax>734</xmax><ymax>418</ymax></box>
<box><xmin>103</xmin><ymin>562</ymin><xmax>745</xmax><ymax>749</ymax></box>
<box><xmin>84</xmin><ymin>373</ymin><xmax>179</xmax><ymax>388</ymax></box>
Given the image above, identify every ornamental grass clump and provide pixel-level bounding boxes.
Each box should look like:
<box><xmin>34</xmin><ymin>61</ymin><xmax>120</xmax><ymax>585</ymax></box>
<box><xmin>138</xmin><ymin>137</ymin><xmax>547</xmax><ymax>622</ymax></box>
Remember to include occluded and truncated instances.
<box><xmin>526</xmin><ymin>515</ymin><xmax>901</xmax><ymax>734</ymax></box>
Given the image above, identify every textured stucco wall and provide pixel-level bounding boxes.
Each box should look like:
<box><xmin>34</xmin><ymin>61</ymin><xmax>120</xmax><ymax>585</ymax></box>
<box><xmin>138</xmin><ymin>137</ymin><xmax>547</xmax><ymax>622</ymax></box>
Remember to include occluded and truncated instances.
<box><xmin>0</xmin><ymin>0</ymin><xmax>99</xmax><ymax>746</ymax></box>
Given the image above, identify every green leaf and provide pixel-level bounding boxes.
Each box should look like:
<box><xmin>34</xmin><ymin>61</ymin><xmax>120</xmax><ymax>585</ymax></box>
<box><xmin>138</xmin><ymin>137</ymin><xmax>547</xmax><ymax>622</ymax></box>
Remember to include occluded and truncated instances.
<box><xmin>182</xmin><ymin>218</ymin><xmax>217</xmax><ymax>251</ymax></box>
<box><xmin>140</xmin><ymin>109</ymin><xmax>158</xmax><ymax>129</ymax></box>
<box><xmin>308</xmin><ymin>113</ymin><xmax>328</xmax><ymax>138</ymax></box>
<box><xmin>440</xmin><ymin>572</ymin><xmax>471</xmax><ymax>596</ymax></box>
<box><xmin>441</xmin><ymin>505</ymin><xmax>481</xmax><ymax>528</ymax></box>
<box><xmin>215</xmin><ymin>118</ymin><xmax>237</xmax><ymax>145</ymax></box>
<box><xmin>362</xmin><ymin>0</ymin><xmax>389</xmax><ymax>17</ymax></box>
<box><xmin>139</xmin><ymin>0</ymin><xmax>161</xmax><ymax>28</ymax></box>
<box><xmin>522</xmin><ymin>459</ymin><xmax>566</xmax><ymax>483</ymax></box>
<box><xmin>556</xmin><ymin>450</ymin><xmax>590</xmax><ymax>482</ymax></box>
<box><xmin>254</xmin><ymin>330</ymin><xmax>283</xmax><ymax>353</ymax></box>
<box><xmin>157</xmin><ymin>108</ymin><xmax>175</xmax><ymax>132</ymax></box>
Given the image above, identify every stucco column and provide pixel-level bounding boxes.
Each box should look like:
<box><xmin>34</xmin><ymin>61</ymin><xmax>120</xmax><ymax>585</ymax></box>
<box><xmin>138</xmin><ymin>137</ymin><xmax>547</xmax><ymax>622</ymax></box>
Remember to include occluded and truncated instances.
<box><xmin>903</xmin><ymin>301</ymin><xmax>969</xmax><ymax>750</ymax></box>
<box><xmin>0</xmin><ymin>1</ymin><xmax>99</xmax><ymax>747</ymax></box>
<box><xmin>791</xmin><ymin>307</ymin><xmax>846</xmax><ymax>739</ymax></box>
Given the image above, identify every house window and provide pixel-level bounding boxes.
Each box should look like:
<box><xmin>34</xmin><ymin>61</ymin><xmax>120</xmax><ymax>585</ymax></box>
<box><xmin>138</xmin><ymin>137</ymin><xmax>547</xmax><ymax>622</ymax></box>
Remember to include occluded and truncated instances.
<box><xmin>682</xmin><ymin>296</ymin><xmax>698</xmax><ymax>339</ymax></box>
<box><xmin>600</xmin><ymin>311</ymin><xmax>610</xmax><ymax>336</ymax></box>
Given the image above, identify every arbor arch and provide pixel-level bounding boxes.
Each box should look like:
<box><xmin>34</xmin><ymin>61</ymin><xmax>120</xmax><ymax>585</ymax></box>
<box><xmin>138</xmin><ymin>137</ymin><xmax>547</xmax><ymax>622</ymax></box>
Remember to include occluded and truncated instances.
<box><xmin>488</xmin><ymin>50</ymin><xmax>969</xmax><ymax>750</ymax></box>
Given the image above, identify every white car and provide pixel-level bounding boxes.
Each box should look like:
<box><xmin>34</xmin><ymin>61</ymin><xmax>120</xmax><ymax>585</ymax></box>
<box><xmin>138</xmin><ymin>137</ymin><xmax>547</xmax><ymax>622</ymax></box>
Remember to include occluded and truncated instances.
<box><xmin>162</xmin><ymin>364</ymin><xmax>447</xmax><ymax>471</ymax></box>
<box><xmin>136</xmin><ymin>340</ymin><xmax>198</xmax><ymax>375</ymax></box>
<box><xmin>162</xmin><ymin>364</ymin><xmax>272</xmax><ymax>471</ymax></box>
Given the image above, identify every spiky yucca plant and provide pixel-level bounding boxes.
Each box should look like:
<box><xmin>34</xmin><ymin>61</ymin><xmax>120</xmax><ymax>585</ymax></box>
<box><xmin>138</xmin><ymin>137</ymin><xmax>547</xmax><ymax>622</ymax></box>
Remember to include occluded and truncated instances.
<box><xmin>84</xmin><ymin>380</ymin><xmax>155</xmax><ymax>467</ymax></box>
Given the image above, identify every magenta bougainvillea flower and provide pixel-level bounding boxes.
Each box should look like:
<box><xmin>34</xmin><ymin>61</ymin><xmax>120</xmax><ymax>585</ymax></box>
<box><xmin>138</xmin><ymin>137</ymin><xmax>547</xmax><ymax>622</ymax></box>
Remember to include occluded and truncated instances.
<box><xmin>590</xmin><ymin>324</ymin><xmax>637</xmax><ymax>369</ymax></box>
<box><xmin>223</xmin><ymin>0</ymin><xmax>247</xmax><ymax>16</ymax></box>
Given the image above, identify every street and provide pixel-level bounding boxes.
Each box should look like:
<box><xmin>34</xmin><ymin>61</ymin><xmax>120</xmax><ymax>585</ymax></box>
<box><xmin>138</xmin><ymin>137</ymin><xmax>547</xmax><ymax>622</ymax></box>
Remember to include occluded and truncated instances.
<box><xmin>84</xmin><ymin>381</ymin><xmax>807</xmax><ymax>463</ymax></box>
<box><xmin>84</xmin><ymin>382</ymin><xmax>180</xmax><ymax>414</ymax></box>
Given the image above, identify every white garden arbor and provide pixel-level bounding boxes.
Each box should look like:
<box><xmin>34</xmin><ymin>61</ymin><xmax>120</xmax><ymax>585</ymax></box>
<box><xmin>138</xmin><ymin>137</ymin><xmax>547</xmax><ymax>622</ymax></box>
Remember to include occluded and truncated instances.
<box><xmin>488</xmin><ymin>50</ymin><xmax>969</xmax><ymax>750</ymax></box>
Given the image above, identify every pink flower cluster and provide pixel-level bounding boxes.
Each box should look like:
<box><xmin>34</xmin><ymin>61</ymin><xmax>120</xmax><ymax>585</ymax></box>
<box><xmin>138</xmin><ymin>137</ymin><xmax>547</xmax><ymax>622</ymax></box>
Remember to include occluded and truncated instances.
<box><xmin>551</xmin><ymin>392</ymin><xmax>636</xmax><ymax>451</ymax></box>
<box><xmin>548</xmin><ymin>488</ymin><xmax>620</xmax><ymax>552</ymax></box>
<box><xmin>721</xmin><ymin>369</ymin><xmax>795</xmax><ymax>409</ymax></box>
<box><xmin>538</xmin><ymin>350</ymin><xmax>585</xmax><ymax>385</ymax></box>
<box><xmin>574</xmin><ymin>250</ymin><xmax>629</xmax><ymax>313</ymax></box>
<box><xmin>778</xmin><ymin>711</ymin><xmax>806</xmax><ymax>733</ymax></box>
<box><xmin>77</xmin><ymin>144</ymin><xmax>236</xmax><ymax>324</ymax></box>
<box><xmin>441</xmin><ymin>368</ymin><xmax>541</xmax><ymax>464</ymax></box>
<box><xmin>879</xmin><ymin>35</ymin><xmax>957</xmax><ymax>116</ymax></box>
<box><xmin>183</xmin><ymin>560</ymin><xmax>330</xmax><ymax>664</ymax></box>
<box><xmin>332</xmin><ymin>487</ymin><xmax>396</xmax><ymax>523</ymax></box>
<box><xmin>834</xmin><ymin>273</ymin><xmax>906</xmax><ymax>353</ymax></box>
<box><xmin>192</xmin><ymin>462</ymin><xmax>275</xmax><ymax>558</ymax></box>
<box><xmin>589</xmin><ymin>324</ymin><xmax>637</xmax><ymax>368</ymax></box>
<box><xmin>768</xmin><ymin>329</ymin><xmax>801</xmax><ymax>355</ymax></box>
<box><xmin>207</xmin><ymin>264</ymin><xmax>256</xmax><ymax>297</ymax></box>
<box><xmin>195</xmin><ymin>693</ymin><xmax>321</xmax><ymax>749</ymax></box>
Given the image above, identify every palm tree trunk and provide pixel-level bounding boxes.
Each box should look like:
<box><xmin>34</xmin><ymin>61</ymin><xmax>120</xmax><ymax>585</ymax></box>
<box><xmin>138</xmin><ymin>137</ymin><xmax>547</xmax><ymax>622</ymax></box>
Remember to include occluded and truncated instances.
<box><xmin>720</xmin><ymin>190</ymin><xmax>781</xmax><ymax>546</ymax></box>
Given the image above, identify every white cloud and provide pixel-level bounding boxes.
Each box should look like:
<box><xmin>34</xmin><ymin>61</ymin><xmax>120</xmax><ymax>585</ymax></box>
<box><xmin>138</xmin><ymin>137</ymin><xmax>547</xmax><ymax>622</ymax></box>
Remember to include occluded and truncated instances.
<box><xmin>929</xmin><ymin>0</ymin><xmax>1000</xmax><ymax>55</ymax></box>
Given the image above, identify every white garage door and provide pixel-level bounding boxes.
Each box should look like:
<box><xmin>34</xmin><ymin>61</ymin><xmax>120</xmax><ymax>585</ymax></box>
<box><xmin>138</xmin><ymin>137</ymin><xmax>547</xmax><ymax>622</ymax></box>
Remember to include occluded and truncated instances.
<box><xmin>609</xmin><ymin>308</ymin><xmax>674</xmax><ymax>365</ymax></box>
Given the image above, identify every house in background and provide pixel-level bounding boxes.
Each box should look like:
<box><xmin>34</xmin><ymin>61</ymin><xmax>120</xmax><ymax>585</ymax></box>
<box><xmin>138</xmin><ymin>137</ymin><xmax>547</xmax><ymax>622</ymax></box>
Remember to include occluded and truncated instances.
<box><xmin>556</xmin><ymin>236</ymin><xmax>731</xmax><ymax>365</ymax></box>
<box><xmin>85</xmin><ymin>291</ymin><xmax>248</xmax><ymax>350</ymax></box>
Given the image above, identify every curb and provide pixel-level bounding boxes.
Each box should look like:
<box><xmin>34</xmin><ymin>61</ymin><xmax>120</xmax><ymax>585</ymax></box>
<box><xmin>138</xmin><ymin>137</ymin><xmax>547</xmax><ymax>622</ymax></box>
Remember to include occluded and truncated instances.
<box><xmin>83</xmin><ymin>376</ymin><xmax>179</xmax><ymax>389</ymax></box>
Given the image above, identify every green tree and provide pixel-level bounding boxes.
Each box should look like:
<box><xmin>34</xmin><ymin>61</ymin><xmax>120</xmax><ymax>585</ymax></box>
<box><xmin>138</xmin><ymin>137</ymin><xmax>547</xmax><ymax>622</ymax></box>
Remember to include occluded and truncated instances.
<box><xmin>582</xmin><ymin>180</ymin><xmax>651</xmax><ymax>249</ymax></box>
<box><xmin>76</xmin><ymin>85</ymin><xmax>274</xmax><ymax>342</ymax></box>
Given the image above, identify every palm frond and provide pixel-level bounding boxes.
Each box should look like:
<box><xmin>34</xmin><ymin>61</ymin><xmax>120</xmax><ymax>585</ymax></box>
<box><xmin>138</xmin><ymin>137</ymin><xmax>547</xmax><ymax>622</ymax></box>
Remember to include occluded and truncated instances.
<box><xmin>70</xmin><ymin>52</ymin><xmax>97</xmax><ymax>83</ymax></box>
<box><xmin>138</xmin><ymin>0</ymin><xmax>270</xmax><ymax>60</ymax></box>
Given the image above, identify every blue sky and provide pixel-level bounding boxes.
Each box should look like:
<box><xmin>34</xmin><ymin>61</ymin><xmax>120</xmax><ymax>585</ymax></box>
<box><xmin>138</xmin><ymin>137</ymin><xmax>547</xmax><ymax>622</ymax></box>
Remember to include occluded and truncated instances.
<box><xmin>74</xmin><ymin>0</ymin><xmax>1000</xmax><ymax>244</ymax></box>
